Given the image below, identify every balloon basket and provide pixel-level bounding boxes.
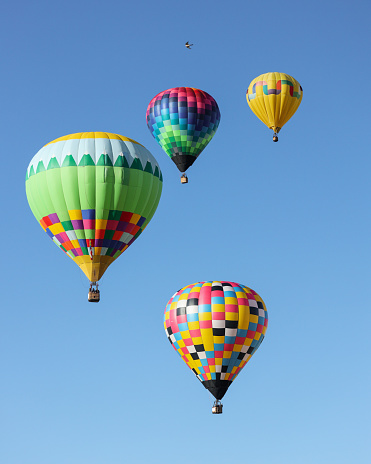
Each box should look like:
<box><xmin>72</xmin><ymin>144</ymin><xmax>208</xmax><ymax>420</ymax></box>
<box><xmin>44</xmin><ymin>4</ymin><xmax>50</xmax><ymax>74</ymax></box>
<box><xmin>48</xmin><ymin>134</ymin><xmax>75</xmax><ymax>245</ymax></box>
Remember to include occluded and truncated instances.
<box><xmin>88</xmin><ymin>282</ymin><xmax>100</xmax><ymax>302</ymax></box>
<box><xmin>180</xmin><ymin>174</ymin><xmax>188</xmax><ymax>184</ymax></box>
<box><xmin>273</xmin><ymin>134</ymin><xmax>279</xmax><ymax>142</ymax></box>
<box><xmin>212</xmin><ymin>400</ymin><xmax>223</xmax><ymax>414</ymax></box>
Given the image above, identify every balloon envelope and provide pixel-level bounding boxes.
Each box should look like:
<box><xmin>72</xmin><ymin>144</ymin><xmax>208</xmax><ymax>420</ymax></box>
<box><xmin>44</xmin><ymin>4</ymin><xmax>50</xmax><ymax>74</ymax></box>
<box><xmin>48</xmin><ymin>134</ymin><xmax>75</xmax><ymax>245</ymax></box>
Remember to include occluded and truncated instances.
<box><xmin>26</xmin><ymin>132</ymin><xmax>163</xmax><ymax>282</ymax></box>
<box><xmin>146</xmin><ymin>87</ymin><xmax>221</xmax><ymax>173</ymax></box>
<box><xmin>246</xmin><ymin>72</ymin><xmax>303</xmax><ymax>135</ymax></box>
<box><xmin>164</xmin><ymin>281</ymin><xmax>268</xmax><ymax>400</ymax></box>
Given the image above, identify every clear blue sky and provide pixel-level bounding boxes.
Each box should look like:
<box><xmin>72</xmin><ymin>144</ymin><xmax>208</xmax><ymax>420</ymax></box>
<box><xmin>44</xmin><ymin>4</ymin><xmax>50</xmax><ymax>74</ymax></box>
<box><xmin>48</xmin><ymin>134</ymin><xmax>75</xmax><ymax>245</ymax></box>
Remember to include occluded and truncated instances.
<box><xmin>1</xmin><ymin>1</ymin><xmax>370</xmax><ymax>463</ymax></box>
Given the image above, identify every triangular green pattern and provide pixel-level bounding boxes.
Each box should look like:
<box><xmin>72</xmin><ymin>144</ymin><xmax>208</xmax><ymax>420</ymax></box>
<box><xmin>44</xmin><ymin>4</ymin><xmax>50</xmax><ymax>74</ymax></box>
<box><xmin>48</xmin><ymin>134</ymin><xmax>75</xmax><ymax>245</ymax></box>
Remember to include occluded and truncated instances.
<box><xmin>47</xmin><ymin>157</ymin><xmax>60</xmax><ymax>170</ymax></box>
<box><xmin>36</xmin><ymin>160</ymin><xmax>46</xmax><ymax>173</ymax></box>
<box><xmin>144</xmin><ymin>161</ymin><xmax>153</xmax><ymax>174</ymax></box>
<box><xmin>114</xmin><ymin>156</ymin><xmax>129</xmax><ymax>168</ymax></box>
<box><xmin>130</xmin><ymin>158</ymin><xmax>143</xmax><ymax>171</ymax></box>
<box><xmin>122</xmin><ymin>156</ymin><xmax>129</xmax><ymax>168</ymax></box>
<box><xmin>153</xmin><ymin>166</ymin><xmax>160</xmax><ymax>178</ymax></box>
<box><xmin>79</xmin><ymin>154</ymin><xmax>95</xmax><ymax>166</ymax></box>
<box><xmin>62</xmin><ymin>155</ymin><xmax>77</xmax><ymax>167</ymax></box>
<box><xmin>97</xmin><ymin>154</ymin><xmax>113</xmax><ymax>167</ymax></box>
<box><xmin>25</xmin><ymin>171</ymin><xmax>29</xmax><ymax>181</ymax></box>
<box><xmin>159</xmin><ymin>171</ymin><xmax>163</xmax><ymax>182</ymax></box>
<box><xmin>29</xmin><ymin>165</ymin><xmax>35</xmax><ymax>178</ymax></box>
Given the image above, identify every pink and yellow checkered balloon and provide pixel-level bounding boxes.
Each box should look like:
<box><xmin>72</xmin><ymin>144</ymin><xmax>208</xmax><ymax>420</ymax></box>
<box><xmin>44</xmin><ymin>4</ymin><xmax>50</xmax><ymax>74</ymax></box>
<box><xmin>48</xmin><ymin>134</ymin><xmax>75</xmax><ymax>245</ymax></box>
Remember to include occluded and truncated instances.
<box><xmin>164</xmin><ymin>281</ymin><xmax>268</xmax><ymax>401</ymax></box>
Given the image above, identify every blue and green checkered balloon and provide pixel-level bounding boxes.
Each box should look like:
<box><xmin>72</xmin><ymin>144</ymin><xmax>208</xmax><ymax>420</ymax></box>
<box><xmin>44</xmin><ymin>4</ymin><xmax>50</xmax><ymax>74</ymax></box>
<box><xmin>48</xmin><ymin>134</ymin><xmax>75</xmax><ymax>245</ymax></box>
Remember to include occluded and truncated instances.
<box><xmin>146</xmin><ymin>87</ymin><xmax>221</xmax><ymax>174</ymax></box>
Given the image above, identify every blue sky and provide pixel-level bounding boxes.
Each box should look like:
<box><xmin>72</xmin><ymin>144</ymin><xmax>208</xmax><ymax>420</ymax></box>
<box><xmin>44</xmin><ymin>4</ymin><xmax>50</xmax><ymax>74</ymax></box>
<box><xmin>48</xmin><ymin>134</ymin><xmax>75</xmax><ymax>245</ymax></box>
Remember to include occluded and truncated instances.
<box><xmin>1</xmin><ymin>0</ymin><xmax>370</xmax><ymax>463</ymax></box>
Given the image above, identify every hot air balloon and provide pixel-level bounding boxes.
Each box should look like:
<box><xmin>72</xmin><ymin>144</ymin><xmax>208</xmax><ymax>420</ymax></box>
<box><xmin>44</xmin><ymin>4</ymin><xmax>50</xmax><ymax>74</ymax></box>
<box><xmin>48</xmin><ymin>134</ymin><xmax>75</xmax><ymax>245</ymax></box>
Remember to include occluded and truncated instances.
<box><xmin>164</xmin><ymin>281</ymin><xmax>268</xmax><ymax>413</ymax></box>
<box><xmin>146</xmin><ymin>87</ymin><xmax>221</xmax><ymax>183</ymax></box>
<box><xmin>26</xmin><ymin>132</ymin><xmax>163</xmax><ymax>302</ymax></box>
<box><xmin>246</xmin><ymin>72</ymin><xmax>303</xmax><ymax>142</ymax></box>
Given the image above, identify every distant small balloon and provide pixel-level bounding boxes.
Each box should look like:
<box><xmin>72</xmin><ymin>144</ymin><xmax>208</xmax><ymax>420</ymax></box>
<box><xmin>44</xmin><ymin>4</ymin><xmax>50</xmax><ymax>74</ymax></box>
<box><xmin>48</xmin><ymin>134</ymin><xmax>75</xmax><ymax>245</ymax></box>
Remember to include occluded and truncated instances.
<box><xmin>146</xmin><ymin>87</ymin><xmax>221</xmax><ymax>179</ymax></box>
<box><xmin>246</xmin><ymin>72</ymin><xmax>303</xmax><ymax>141</ymax></box>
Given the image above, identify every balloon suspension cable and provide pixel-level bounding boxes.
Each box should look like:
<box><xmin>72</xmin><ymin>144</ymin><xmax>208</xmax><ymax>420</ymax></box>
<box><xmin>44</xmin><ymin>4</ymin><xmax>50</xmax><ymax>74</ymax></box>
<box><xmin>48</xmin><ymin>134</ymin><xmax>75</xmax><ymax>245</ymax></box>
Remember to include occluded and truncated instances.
<box><xmin>180</xmin><ymin>173</ymin><xmax>188</xmax><ymax>184</ymax></box>
<box><xmin>88</xmin><ymin>281</ymin><xmax>100</xmax><ymax>303</ymax></box>
<box><xmin>212</xmin><ymin>399</ymin><xmax>223</xmax><ymax>414</ymax></box>
<box><xmin>273</xmin><ymin>133</ymin><xmax>279</xmax><ymax>142</ymax></box>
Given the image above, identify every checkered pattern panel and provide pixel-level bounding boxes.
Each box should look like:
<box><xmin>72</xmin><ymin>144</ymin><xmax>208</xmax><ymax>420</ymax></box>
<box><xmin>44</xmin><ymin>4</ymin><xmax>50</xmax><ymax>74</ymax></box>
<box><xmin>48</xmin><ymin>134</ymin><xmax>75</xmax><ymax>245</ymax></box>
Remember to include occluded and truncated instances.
<box><xmin>146</xmin><ymin>87</ymin><xmax>220</xmax><ymax>161</ymax></box>
<box><xmin>39</xmin><ymin>209</ymin><xmax>146</xmax><ymax>259</ymax></box>
<box><xmin>164</xmin><ymin>281</ymin><xmax>268</xmax><ymax>386</ymax></box>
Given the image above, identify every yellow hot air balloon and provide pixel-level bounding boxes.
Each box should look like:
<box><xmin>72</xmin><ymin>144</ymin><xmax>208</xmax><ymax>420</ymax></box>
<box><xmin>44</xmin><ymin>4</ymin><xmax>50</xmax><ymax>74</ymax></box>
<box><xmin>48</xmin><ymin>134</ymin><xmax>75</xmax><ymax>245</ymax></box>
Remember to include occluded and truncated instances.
<box><xmin>246</xmin><ymin>72</ymin><xmax>303</xmax><ymax>141</ymax></box>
